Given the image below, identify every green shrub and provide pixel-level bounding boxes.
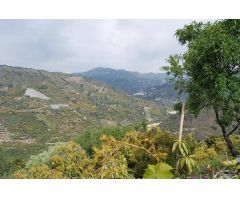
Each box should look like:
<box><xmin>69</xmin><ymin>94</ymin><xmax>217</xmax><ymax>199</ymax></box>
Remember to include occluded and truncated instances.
<box><xmin>75</xmin><ymin>126</ymin><xmax>130</xmax><ymax>154</ymax></box>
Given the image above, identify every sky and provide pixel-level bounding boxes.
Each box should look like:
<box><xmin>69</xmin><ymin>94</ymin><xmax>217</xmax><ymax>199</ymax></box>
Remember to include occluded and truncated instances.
<box><xmin>0</xmin><ymin>19</ymin><xmax>209</xmax><ymax>73</ymax></box>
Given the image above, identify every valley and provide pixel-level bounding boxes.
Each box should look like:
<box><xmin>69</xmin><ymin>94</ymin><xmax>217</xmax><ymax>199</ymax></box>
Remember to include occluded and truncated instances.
<box><xmin>0</xmin><ymin>65</ymin><xmax>221</xmax><ymax>148</ymax></box>
<box><xmin>81</xmin><ymin>67</ymin><xmax>221</xmax><ymax>138</ymax></box>
<box><xmin>0</xmin><ymin>65</ymin><xmax>223</xmax><ymax>178</ymax></box>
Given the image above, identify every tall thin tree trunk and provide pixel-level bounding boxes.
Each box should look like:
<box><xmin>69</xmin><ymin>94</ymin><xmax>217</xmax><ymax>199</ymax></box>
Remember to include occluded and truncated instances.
<box><xmin>178</xmin><ymin>101</ymin><xmax>185</xmax><ymax>142</ymax></box>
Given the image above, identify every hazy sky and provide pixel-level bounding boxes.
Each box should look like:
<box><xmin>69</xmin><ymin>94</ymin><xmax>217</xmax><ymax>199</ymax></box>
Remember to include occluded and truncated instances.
<box><xmin>0</xmin><ymin>19</ymin><xmax>209</xmax><ymax>73</ymax></box>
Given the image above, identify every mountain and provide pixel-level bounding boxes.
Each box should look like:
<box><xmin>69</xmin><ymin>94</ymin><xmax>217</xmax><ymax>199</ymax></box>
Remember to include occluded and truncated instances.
<box><xmin>0</xmin><ymin>65</ymin><xmax>163</xmax><ymax>142</ymax></box>
<box><xmin>78</xmin><ymin>67</ymin><xmax>168</xmax><ymax>94</ymax></box>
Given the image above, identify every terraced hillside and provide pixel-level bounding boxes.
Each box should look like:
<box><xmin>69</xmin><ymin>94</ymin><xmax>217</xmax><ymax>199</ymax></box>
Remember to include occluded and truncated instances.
<box><xmin>0</xmin><ymin>65</ymin><xmax>162</xmax><ymax>145</ymax></box>
<box><xmin>0</xmin><ymin>122</ymin><xmax>11</xmax><ymax>142</ymax></box>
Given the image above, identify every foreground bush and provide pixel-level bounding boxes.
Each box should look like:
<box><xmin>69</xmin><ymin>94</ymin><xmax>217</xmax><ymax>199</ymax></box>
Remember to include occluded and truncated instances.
<box><xmin>15</xmin><ymin>128</ymin><xmax>236</xmax><ymax>179</ymax></box>
<box><xmin>15</xmin><ymin>129</ymin><xmax>168</xmax><ymax>178</ymax></box>
<box><xmin>15</xmin><ymin>140</ymin><xmax>131</xmax><ymax>179</ymax></box>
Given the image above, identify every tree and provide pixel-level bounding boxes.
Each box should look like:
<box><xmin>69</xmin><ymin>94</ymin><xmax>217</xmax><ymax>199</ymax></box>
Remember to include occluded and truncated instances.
<box><xmin>164</xmin><ymin>19</ymin><xmax>240</xmax><ymax>156</ymax></box>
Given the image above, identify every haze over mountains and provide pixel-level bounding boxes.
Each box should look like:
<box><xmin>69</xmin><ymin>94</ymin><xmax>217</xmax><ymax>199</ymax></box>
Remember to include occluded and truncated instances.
<box><xmin>79</xmin><ymin>67</ymin><xmax>168</xmax><ymax>94</ymax></box>
<box><xmin>79</xmin><ymin>67</ymin><xmax>177</xmax><ymax>104</ymax></box>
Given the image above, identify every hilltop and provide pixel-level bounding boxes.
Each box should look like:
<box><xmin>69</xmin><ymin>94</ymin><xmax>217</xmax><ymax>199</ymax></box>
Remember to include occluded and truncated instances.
<box><xmin>79</xmin><ymin>67</ymin><xmax>168</xmax><ymax>94</ymax></box>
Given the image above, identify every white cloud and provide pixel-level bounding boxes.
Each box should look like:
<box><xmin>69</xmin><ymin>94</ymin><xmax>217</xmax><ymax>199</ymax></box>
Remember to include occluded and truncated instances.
<box><xmin>0</xmin><ymin>19</ymin><xmax>210</xmax><ymax>73</ymax></box>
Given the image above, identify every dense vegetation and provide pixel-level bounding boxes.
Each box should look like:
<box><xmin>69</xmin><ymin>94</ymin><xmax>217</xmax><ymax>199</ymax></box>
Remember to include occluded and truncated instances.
<box><xmin>13</xmin><ymin>125</ymin><xmax>240</xmax><ymax>179</ymax></box>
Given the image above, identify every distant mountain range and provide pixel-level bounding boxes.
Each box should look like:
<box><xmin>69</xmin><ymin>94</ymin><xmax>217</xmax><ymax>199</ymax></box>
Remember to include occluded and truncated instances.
<box><xmin>77</xmin><ymin>67</ymin><xmax>178</xmax><ymax>105</ymax></box>
<box><xmin>77</xmin><ymin>67</ymin><xmax>168</xmax><ymax>94</ymax></box>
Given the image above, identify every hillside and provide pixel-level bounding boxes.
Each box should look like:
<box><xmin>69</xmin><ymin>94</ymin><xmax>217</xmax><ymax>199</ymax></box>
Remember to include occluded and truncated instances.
<box><xmin>133</xmin><ymin>82</ymin><xmax>177</xmax><ymax>104</ymax></box>
<box><xmin>0</xmin><ymin>65</ymin><xmax>164</xmax><ymax>142</ymax></box>
<box><xmin>0</xmin><ymin>65</ymin><xmax>221</xmax><ymax>178</ymax></box>
<box><xmin>79</xmin><ymin>67</ymin><xmax>220</xmax><ymax>138</ymax></box>
<box><xmin>0</xmin><ymin>65</ymin><xmax>165</xmax><ymax>172</ymax></box>
<box><xmin>79</xmin><ymin>67</ymin><xmax>168</xmax><ymax>94</ymax></box>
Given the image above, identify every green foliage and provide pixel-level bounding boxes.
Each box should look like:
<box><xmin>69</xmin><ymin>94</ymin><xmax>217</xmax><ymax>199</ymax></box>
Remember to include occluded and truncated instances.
<box><xmin>76</xmin><ymin>128</ymin><xmax>175</xmax><ymax>179</ymax></box>
<box><xmin>15</xmin><ymin>140</ymin><xmax>132</xmax><ymax>179</ymax></box>
<box><xmin>0</xmin><ymin>143</ymin><xmax>48</xmax><ymax>178</ymax></box>
<box><xmin>98</xmin><ymin>131</ymin><xmax>168</xmax><ymax>178</ymax></box>
<box><xmin>135</xmin><ymin>119</ymin><xmax>148</xmax><ymax>132</ymax></box>
<box><xmin>175</xmin><ymin>21</ymin><xmax>205</xmax><ymax>45</ymax></box>
<box><xmin>205</xmin><ymin>136</ymin><xmax>230</xmax><ymax>154</ymax></box>
<box><xmin>0</xmin><ymin>148</ymin><xmax>11</xmax><ymax>177</ymax></box>
<box><xmin>1</xmin><ymin>112</ymin><xmax>48</xmax><ymax>142</ymax></box>
<box><xmin>15</xmin><ymin>129</ymin><xmax>171</xmax><ymax>179</ymax></box>
<box><xmin>223</xmin><ymin>159</ymin><xmax>240</xmax><ymax>178</ymax></box>
<box><xmin>184</xmin><ymin>134</ymin><xmax>198</xmax><ymax>152</ymax></box>
<box><xmin>9</xmin><ymin>127</ymin><xmax>238</xmax><ymax>179</ymax></box>
<box><xmin>193</xmin><ymin>144</ymin><xmax>218</xmax><ymax>162</ymax></box>
<box><xmin>172</xmin><ymin>140</ymin><xmax>198</xmax><ymax>176</ymax></box>
<box><xmin>178</xmin><ymin>156</ymin><xmax>197</xmax><ymax>175</ymax></box>
<box><xmin>164</xmin><ymin>19</ymin><xmax>240</xmax><ymax>156</ymax></box>
<box><xmin>172</xmin><ymin>140</ymin><xmax>189</xmax><ymax>156</ymax></box>
<box><xmin>213</xmin><ymin>158</ymin><xmax>240</xmax><ymax>179</ymax></box>
<box><xmin>25</xmin><ymin>143</ymin><xmax>64</xmax><ymax>169</ymax></box>
<box><xmin>75</xmin><ymin>126</ymin><xmax>130</xmax><ymax>154</ymax></box>
<box><xmin>143</xmin><ymin>163</ymin><xmax>174</xmax><ymax>179</ymax></box>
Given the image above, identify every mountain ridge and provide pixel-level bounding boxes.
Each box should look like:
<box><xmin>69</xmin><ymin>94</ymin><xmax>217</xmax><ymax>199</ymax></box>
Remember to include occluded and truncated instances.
<box><xmin>77</xmin><ymin>67</ymin><xmax>168</xmax><ymax>94</ymax></box>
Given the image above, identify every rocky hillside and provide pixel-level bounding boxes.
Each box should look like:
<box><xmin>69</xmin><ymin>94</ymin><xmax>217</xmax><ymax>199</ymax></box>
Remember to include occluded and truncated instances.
<box><xmin>0</xmin><ymin>65</ymin><xmax>162</xmax><ymax>145</ymax></box>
